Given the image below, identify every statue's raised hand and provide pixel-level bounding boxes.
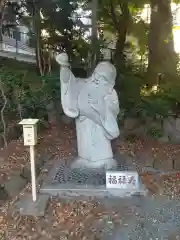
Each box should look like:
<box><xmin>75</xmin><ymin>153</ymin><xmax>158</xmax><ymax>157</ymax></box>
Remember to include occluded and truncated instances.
<box><xmin>56</xmin><ymin>53</ymin><xmax>71</xmax><ymax>83</ymax></box>
<box><xmin>56</xmin><ymin>52</ymin><xmax>70</xmax><ymax>67</ymax></box>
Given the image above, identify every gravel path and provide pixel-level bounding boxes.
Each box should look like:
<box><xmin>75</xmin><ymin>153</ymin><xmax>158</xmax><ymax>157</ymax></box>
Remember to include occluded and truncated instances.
<box><xmin>1</xmin><ymin>125</ymin><xmax>180</xmax><ymax>239</ymax></box>
<box><xmin>103</xmin><ymin>196</ymin><xmax>180</xmax><ymax>239</ymax></box>
<box><xmin>1</xmin><ymin>195</ymin><xmax>180</xmax><ymax>240</ymax></box>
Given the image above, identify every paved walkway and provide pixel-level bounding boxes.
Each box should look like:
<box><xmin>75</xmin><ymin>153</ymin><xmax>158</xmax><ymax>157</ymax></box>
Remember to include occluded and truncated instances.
<box><xmin>103</xmin><ymin>196</ymin><xmax>180</xmax><ymax>239</ymax></box>
<box><xmin>4</xmin><ymin>195</ymin><xmax>180</xmax><ymax>240</ymax></box>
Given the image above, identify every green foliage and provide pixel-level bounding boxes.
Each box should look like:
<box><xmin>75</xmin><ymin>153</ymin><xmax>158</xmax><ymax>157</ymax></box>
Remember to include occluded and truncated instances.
<box><xmin>0</xmin><ymin>62</ymin><xmax>60</xmax><ymax>121</ymax></box>
<box><xmin>129</xmin><ymin>19</ymin><xmax>148</xmax><ymax>55</ymax></box>
<box><xmin>117</xmin><ymin>65</ymin><xmax>180</xmax><ymax>120</ymax></box>
<box><xmin>147</xmin><ymin>126</ymin><xmax>163</xmax><ymax>139</ymax></box>
<box><xmin>20</xmin><ymin>0</ymin><xmax>88</xmax><ymax>62</ymax></box>
<box><xmin>173</xmin><ymin>0</ymin><xmax>180</xmax><ymax>4</ymax></box>
<box><xmin>117</xmin><ymin>71</ymin><xmax>144</xmax><ymax>116</ymax></box>
<box><xmin>97</xmin><ymin>0</ymin><xmax>148</xmax><ymax>32</ymax></box>
<box><xmin>138</xmin><ymin>96</ymin><xmax>172</xmax><ymax>118</ymax></box>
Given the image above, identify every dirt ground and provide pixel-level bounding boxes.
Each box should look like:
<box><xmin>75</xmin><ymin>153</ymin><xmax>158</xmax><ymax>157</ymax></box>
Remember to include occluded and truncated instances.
<box><xmin>1</xmin><ymin>122</ymin><xmax>180</xmax><ymax>239</ymax></box>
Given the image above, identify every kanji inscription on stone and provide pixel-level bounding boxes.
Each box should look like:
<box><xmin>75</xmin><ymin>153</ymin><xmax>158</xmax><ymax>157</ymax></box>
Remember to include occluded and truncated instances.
<box><xmin>106</xmin><ymin>171</ymin><xmax>139</xmax><ymax>189</ymax></box>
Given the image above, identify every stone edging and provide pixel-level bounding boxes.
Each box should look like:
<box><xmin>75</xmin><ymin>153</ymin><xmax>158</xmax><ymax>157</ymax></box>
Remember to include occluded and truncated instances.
<box><xmin>141</xmin><ymin>166</ymin><xmax>180</xmax><ymax>176</ymax></box>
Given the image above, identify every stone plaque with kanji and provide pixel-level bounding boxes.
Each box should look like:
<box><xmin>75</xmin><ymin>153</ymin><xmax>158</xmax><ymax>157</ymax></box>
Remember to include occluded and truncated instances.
<box><xmin>106</xmin><ymin>171</ymin><xmax>139</xmax><ymax>189</ymax></box>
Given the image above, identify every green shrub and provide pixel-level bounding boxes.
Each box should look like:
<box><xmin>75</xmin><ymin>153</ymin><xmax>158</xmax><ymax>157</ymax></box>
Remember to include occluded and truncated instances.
<box><xmin>116</xmin><ymin>69</ymin><xmax>180</xmax><ymax>119</ymax></box>
<box><xmin>0</xmin><ymin>66</ymin><xmax>60</xmax><ymax>122</ymax></box>
<box><xmin>147</xmin><ymin>126</ymin><xmax>164</xmax><ymax>139</ymax></box>
<box><xmin>116</xmin><ymin>72</ymin><xmax>144</xmax><ymax>117</ymax></box>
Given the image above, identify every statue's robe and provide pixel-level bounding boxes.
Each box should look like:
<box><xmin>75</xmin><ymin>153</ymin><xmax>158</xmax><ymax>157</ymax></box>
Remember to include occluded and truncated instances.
<box><xmin>60</xmin><ymin>67</ymin><xmax>120</xmax><ymax>164</ymax></box>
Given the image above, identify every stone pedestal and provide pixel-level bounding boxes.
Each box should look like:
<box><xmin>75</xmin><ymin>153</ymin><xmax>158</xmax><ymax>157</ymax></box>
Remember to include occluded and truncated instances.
<box><xmin>14</xmin><ymin>194</ymin><xmax>49</xmax><ymax>217</ymax></box>
<box><xmin>70</xmin><ymin>157</ymin><xmax>117</xmax><ymax>170</ymax></box>
<box><xmin>40</xmin><ymin>155</ymin><xmax>147</xmax><ymax>199</ymax></box>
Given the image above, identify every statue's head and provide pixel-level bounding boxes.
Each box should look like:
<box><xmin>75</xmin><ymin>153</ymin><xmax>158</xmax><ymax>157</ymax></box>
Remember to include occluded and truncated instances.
<box><xmin>92</xmin><ymin>61</ymin><xmax>116</xmax><ymax>88</ymax></box>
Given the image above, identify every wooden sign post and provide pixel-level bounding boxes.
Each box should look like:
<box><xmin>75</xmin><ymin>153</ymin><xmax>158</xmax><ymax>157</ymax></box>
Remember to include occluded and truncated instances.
<box><xmin>19</xmin><ymin>119</ymin><xmax>39</xmax><ymax>202</ymax></box>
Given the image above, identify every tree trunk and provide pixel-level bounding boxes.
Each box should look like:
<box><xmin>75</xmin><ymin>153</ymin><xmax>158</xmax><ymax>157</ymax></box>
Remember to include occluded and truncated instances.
<box><xmin>91</xmin><ymin>0</ymin><xmax>98</xmax><ymax>72</ymax></box>
<box><xmin>0</xmin><ymin>0</ymin><xmax>6</xmax><ymax>49</ymax></box>
<box><xmin>32</xmin><ymin>0</ymin><xmax>43</xmax><ymax>76</ymax></box>
<box><xmin>113</xmin><ymin>2</ymin><xmax>130</xmax><ymax>71</ymax></box>
<box><xmin>147</xmin><ymin>0</ymin><xmax>177</xmax><ymax>86</ymax></box>
<box><xmin>114</xmin><ymin>23</ymin><xmax>128</xmax><ymax>71</ymax></box>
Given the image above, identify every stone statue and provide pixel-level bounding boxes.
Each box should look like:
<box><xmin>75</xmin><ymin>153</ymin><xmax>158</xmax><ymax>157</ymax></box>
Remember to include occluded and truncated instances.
<box><xmin>56</xmin><ymin>53</ymin><xmax>120</xmax><ymax>170</ymax></box>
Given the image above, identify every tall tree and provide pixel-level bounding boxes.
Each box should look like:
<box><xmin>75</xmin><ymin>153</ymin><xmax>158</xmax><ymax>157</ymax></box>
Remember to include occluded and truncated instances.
<box><xmin>91</xmin><ymin>0</ymin><xmax>98</xmax><ymax>70</ymax></box>
<box><xmin>21</xmin><ymin>0</ymin><xmax>80</xmax><ymax>75</ymax></box>
<box><xmin>97</xmin><ymin>0</ymin><xmax>147</xmax><ymax>71</ymax></box>
<box><xmin>0</xmin><ymin>0</ymin><xmax>6</xmax><ymax>45</ymax></box>
<box><xmin>98</xmin><ymin>0</ymin><xmax>130</xmax><ymax>70</ymax></box>
<box><xmin>147</xmin><ymin>0</ymin><xmax>177</xmax><ymax>86</ymax></box>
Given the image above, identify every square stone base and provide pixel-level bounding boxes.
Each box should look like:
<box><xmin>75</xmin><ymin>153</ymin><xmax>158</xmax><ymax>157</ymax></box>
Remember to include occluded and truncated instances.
<box><xmin>14</xmin><ymin>194</ymin><xmax>49</xmax><ymax>217</ymax></box>
<box><xmin>40</xmin><ymin>157</ymin><xmax>148</xmax><ymax>198</ymax></box>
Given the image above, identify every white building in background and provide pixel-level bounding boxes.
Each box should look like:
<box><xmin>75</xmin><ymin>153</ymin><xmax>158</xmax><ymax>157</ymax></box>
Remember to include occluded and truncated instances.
<box><xmin>0</xmin><ymin>25</ymin><xmax>36</xmax><ymax>63</ymax></box>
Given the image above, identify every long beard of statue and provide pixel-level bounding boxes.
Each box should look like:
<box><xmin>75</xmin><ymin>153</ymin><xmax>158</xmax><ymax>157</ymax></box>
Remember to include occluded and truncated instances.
<box><xmin>77</xmin><ymin>80</ymin><xmax>108</xmax><ymax>126</ymax></box>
